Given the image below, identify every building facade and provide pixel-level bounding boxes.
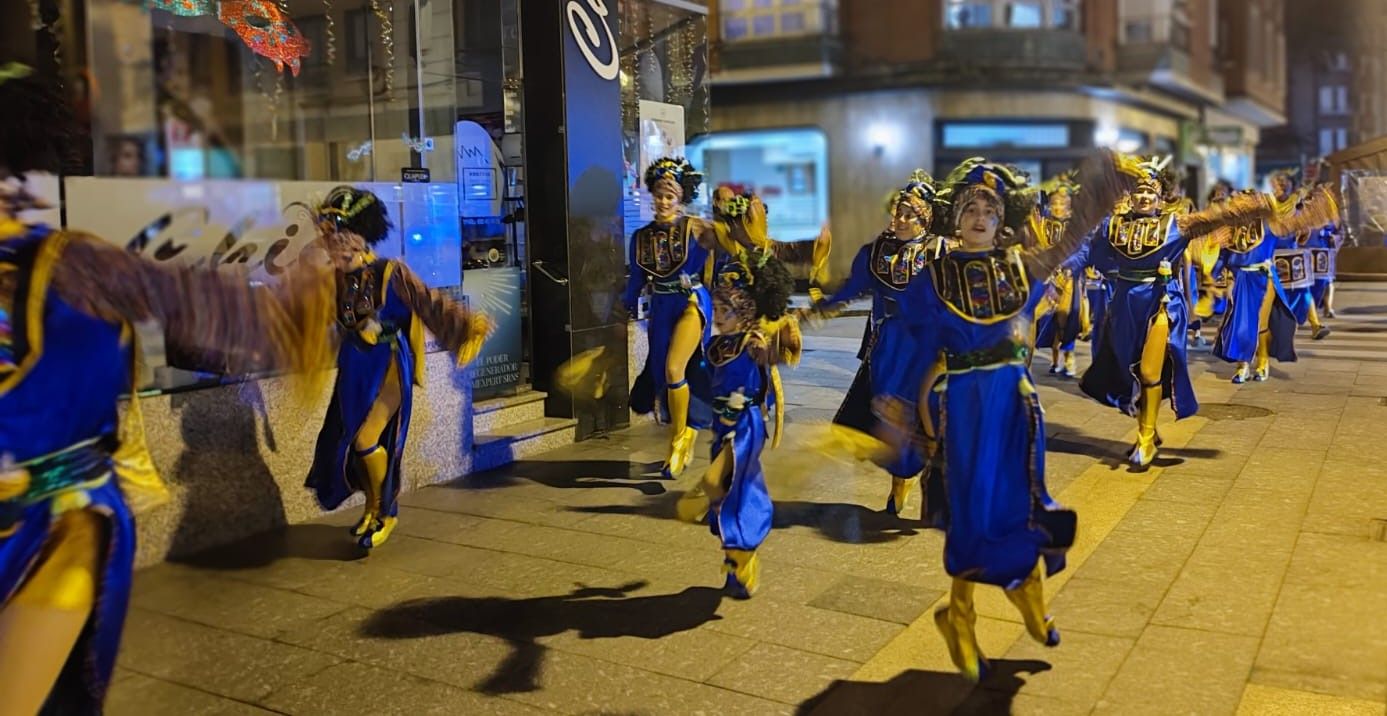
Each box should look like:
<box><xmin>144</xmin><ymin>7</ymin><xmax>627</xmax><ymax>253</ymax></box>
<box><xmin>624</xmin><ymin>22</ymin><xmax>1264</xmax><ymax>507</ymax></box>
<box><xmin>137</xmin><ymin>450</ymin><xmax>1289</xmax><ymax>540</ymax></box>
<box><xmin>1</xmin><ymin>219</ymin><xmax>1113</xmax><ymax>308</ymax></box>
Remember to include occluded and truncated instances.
<box><xmin>1259</xmin><ymin>0</ymin><xmax>1387</xmax><ymax>176</ymax></box>
<box><xmin>4</xmin><ymin>0</ymin><xmax>710</xmax><ymax>565</ymax></box>
<box><xmin>704</xmin><ymin>0</ymin><xmax>1287</xmax><ymax>277</ymax></box>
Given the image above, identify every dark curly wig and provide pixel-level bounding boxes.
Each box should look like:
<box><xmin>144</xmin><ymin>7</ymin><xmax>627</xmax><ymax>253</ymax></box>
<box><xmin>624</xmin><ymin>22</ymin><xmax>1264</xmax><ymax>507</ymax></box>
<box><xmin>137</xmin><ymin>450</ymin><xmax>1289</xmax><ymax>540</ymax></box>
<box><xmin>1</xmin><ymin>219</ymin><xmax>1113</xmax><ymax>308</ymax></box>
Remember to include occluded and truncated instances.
<box><xmin>0</xmin><ymin>61</ymin><xmax>74</xmax><ymax>178</ymax></box>
<box><xmin>932</xmin><ymin>158</ymin><xmax>1039</xmax><ymax>238</ymax></box>
<box><xmin>643</xmin><ymin>157</ymin><xmax>703</xmax><ymax>205</ymax></box>
<box><xmin>318</xmin><ymin>185</ymin><xmax>393</xmax><ymax>246</ymax></box>
<box><xmin>716</xmin><ymin>249</ymin><xmax>794</xmax><ymax>327</ymax></box>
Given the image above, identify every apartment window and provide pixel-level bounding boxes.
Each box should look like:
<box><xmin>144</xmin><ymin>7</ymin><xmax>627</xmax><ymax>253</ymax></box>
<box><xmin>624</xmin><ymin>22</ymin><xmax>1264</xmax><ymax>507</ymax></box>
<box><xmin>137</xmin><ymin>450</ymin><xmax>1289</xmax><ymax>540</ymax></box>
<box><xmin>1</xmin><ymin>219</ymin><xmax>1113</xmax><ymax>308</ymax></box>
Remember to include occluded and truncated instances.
<box><xmin>1336</xmin><ymin>128</ymin><xmax>1349</xmax><ymax>150</ymax></box>
<box><xmin>1320</xmin><ymin>129</ymin><xmax>1334</xmax><ymax>156</ymax></box>
<box><xmin>296</xmin><ymin>16</ymin><xmax>328</xmax><ymax>69</ymax></box>
<box><xmin>945</xmin><ymin>0</ymin><xmax>1081</xmax><ymax>30</ymax></box>
<box><xmin>1120</xmin><ymin>0</ymin><xmax>1185</xmax><ymax>45</ymax></box>
<box><xmin>720</xmin><ymin>0</ymin><xmax>833</xmax><ymax>41</ymax></box>
<box><xmin>1320</xmin><ymin>86</ymin><xmax>1334</xmax><ymax>114</ymax></box>
<box><xmin>1332</xmin><ymin>51</ymin><xmax>1350</xmax><ymax>71</ymax></box>
<box><xmin>1336</xmin><ymin>86</ymin><xmax>1350</xmax><ymax>114</ymax></box>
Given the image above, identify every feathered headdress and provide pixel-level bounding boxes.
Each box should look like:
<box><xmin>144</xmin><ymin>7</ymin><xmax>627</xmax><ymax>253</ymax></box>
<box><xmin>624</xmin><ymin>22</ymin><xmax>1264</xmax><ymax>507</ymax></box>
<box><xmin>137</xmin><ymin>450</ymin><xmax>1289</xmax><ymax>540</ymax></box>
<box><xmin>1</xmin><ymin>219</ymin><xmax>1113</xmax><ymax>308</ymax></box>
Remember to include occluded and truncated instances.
<box><xmin>643</xmin><ymin>157</ymin><xmax>703</xmax><ymax>205</ymax></box>
<box><xmin>886</xmin><ymin>169</ymin><xmax>939</xmax><ymax>218</ymax></box>
<box><xmin>936</xmin><ymin>157</ymin><xmax>1037</xmax><ymax>234</ymax></box>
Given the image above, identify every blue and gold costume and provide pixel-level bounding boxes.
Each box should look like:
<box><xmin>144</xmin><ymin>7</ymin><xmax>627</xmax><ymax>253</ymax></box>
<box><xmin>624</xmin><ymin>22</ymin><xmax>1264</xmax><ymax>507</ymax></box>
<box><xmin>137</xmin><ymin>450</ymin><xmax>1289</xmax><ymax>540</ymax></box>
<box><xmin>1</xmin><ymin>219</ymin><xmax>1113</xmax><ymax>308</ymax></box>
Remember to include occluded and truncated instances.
<box><xmin>897</xmin><ymin>156</ymin><xmax>1138</xmax><ymax>682</ymax></box>
<box><xmin>911</xmin><ymin>246</ymin><xmax>1076</xmax><ymax>587</ymax></box>
<box><xmin>1033</xmin><ymin>174</ymin><xmax>1083</xmax><ymax>377</ymax></box>
<box><xmin>625</xmin><ymin>158</ymin><xmax>720</xmax><ymax>479</ymax></box>
<box><xmin>705</xmin><ymin>331</ymin><xmax>775</xmax><ymax>598</ymax></box>
<box><xmin>305</xmin><ymin>190</ymin><xmax>489</xmax><ymax>550</ymax></box>
<box><xmin>1077</xmin><ymin>202</ymin><xmax>1200</xmax><ymax>423</ymax></box>
<box><xmin>1213</xmin><ymin>187</ymin><xmax>1339</xmax><ymax>383</ymax></box>
<box><xmin>816</xmin><ymin>171</ymin><xmax>942</xmax><ymax>516</ymax></box>
<box><xmin>1</xmin><ymin>219</ymin><xmax>330</xmax><ymax>711</ymax></box>
<box><xmin>625</xmin><ymin>213</ymin><xmax>716</xmax><ymax>429</ymax></box>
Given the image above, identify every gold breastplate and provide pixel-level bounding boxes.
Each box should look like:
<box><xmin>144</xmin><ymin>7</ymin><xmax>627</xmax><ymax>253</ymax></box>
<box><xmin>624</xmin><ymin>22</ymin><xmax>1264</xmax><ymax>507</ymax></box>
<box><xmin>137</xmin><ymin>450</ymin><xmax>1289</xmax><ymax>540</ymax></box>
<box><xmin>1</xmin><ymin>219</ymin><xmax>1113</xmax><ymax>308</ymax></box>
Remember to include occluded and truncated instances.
<box><xmin>1109</xmin><ymin>214</ymin><xmax>1174</xmax><ymax>259</ymax></box>
<box><xmin>871</xmin><ymin>235</ymin><xmax>929</xmax><ymax>289</ymax></box>
<box><xmin>931</xmin><ymin>249</ymin><xmax>1031</xmax><ymax>324</ymax></box>
<box><xmin>634</xmin><ymin>218</ymin><xmax>691</xmax><ymax>279</ymax></box>
<box><xmin>1224</xmin><ymin>221</ymin><xmax>1264</xmax><ymax>255</ymax></box>
<box><xmin>1038</xmin><ymin>217</ymin><xmax>1068</xmax><ymax>249</ymax></box>
<box><xmin>707</xmin><ymin>332</ymin><xmax>748</xmax><ymax>367</ymax></box>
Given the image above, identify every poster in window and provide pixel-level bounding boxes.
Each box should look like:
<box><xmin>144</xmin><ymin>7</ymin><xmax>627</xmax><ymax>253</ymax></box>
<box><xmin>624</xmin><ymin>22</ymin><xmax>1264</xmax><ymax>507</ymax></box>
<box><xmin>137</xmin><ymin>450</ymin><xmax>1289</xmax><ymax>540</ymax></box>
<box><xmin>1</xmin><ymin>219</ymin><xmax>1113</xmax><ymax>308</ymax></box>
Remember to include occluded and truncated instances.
<box><xmin>637</xmin><ymin>100</ymin><xmax>686</xmax><ymax>222</ymax></box>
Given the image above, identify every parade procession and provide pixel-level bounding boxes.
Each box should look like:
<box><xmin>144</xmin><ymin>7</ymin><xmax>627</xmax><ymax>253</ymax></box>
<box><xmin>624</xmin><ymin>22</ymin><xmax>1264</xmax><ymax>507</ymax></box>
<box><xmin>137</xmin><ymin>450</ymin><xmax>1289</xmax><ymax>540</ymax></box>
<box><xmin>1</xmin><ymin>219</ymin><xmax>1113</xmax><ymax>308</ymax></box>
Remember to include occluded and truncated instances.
<box><xmin>3</xmin><ymin>0</ymin><xmax>1386</xmax><ymax>714</ymax></box>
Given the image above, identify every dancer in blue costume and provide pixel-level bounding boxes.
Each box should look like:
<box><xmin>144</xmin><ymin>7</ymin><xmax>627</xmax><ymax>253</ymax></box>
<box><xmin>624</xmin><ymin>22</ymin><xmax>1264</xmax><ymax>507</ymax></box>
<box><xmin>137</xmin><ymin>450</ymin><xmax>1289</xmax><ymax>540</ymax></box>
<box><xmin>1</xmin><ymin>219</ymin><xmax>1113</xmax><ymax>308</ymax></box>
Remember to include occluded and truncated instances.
<box><xmin>1308</xmin><ymin>222</ymin><xmax>1340</xmax><ymax>317</ymax></box>
<box><xmin>683</xmin><ymin>250</ymin><xmax>799</xmax><ymax>598</ymax></box>
<box><xmin>811</xmin><ymin>170</ymin><xmax>948</xmax><ymax>517</ymax></box>
<box><xmin>625</xmin><ymin>158</ymin><xmax>718</xmax><ymax>479</ymax></box>
<box><xmin>1076</xmin><ymin>157</ymin><xmax>1326</xmax><ymax>467</ymax></box>
<box><xmin>1267</xmin><ymin>170</ymin><xmax>1333</xmax><ymax>342</ymax></box>
<box><xmin>903</xmin><ymin>153</ymin><xmax>1133</xmax><ymax>681</ymax></box>
<box><xmin>0</xmin><ymin>61</ymin><xmax>333</xmax><ymax>713</ymax></box>
<box><xmin>305</xmin><ymin>186</ymin><xmax>492</xmax><ymax>550</ymax></box>
<box><xmin>1033</xmin><ymin>172</ymin><xmax>1084</xmax><ymax>378</ymax></box>
<box><xmin>627</xmin><ymin>165</ymin><xmax>828</xmax><ymax>480</ymax></box>
<box><xmin>1186</xmin><ymin>180</ymin><xmax>1236</xmax><ymax>347</ymax></box>
<box><xmin>1213</xmin><ymin>175</ymin><xmax>1339</xmax><ymax>385</ymax></box>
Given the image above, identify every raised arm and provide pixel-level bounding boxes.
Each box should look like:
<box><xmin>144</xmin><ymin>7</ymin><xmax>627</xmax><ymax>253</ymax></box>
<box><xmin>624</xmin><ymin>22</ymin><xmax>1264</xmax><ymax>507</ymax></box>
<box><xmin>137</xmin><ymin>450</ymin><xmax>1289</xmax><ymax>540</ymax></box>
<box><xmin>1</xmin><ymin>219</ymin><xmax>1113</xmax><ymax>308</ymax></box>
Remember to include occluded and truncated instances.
<box><xmin>50</xmin><ymin>231</ymin><xmax>335</xmax><ymax>375</ymax></box>
<box><xmin>388</xmin><ymin>261</ymin><xmax>493</xmax><ymax>366</ymax></box>
<box><xmin>815</xmin><ymin>243</ymin><xmax>873</xmax><ymax>310</ymax></box>
<box><xmin>1268</xmin><ymin>186</ymin><xmax>1340</xmax><ymax>239</ymax></box>
<box><xmin>1175</xmin><ymin>191</ymin><xmax>1275</xmax><ymax>242</ymax></box>
<box><xmin>1022</xmin><ymin>151</ymin><xmax>1135</xmax><ymax>279</ymax></box>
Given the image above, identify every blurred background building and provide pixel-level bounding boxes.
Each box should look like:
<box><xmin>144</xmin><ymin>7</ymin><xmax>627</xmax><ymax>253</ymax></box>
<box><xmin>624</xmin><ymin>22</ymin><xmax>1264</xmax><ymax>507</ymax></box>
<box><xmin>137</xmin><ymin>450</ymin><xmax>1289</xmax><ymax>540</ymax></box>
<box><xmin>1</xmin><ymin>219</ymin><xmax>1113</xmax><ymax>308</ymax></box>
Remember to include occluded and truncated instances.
<box><xmin>700</xmin><ymin>0</ymin><xmax>1305</xmax><ymax>274</ymax></box>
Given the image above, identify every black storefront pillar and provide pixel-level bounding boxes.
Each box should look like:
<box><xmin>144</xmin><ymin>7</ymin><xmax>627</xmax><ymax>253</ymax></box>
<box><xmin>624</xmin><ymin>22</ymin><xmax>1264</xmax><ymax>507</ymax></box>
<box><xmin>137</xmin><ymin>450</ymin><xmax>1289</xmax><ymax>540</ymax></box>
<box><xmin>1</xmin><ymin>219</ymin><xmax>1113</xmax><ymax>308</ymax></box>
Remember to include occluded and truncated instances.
<box><xmin>521</xmin><ymin>0</ymin><xmax>629</xmax><ymax>440</ymax></box>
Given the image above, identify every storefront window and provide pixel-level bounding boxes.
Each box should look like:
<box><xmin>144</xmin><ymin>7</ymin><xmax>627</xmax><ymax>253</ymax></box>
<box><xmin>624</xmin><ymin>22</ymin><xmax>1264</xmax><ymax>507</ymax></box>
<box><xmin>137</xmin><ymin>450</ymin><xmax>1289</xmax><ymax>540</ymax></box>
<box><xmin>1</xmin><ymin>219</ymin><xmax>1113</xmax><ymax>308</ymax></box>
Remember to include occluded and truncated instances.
<box><xmin>620</xmin><ymin>1</ymin><xmax>711</xmax><ymax>232</ymax></box>
<box><xmin>47</xmin><ymin>0</ymin><xmax>528</xmax><ymax>395</ymax></box>
<box><xmin>942</xmin><ymin>122</ymin><xmax>1071</xmax><ymax>149</ymax></box>
<box><xmin>686</xmin><ymin>128</ymin><xmax>830</xmax><ymax>244</ymax></box>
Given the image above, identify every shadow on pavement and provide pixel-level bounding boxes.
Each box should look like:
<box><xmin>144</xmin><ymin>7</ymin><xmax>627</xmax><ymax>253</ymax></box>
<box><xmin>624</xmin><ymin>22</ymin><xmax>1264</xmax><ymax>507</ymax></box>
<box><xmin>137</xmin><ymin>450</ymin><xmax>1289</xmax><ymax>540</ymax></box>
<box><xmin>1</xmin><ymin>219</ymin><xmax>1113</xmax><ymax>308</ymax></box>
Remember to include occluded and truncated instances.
<box><xmin>1045</xmin><ymin>423</ymin><xmax>1224</xmax><ymax>473</ymax></box>
<box><xmin>171</xmin><ymin>523</ymin><xmax>365</xmax><ymax>570</ymax></box>
<box><xmin>360</xmin><ymin>581</ymin><xmax>724</xmax><ymax>694</ymax></box>
<box><xmin>570</xmin><ymin>492</ymin><xmax>933</xmax><ymax>545</ymax></box>
<box><xmin>455</xmin><ymin>459</ymin><xmax>671</xmax><ymax>496</ymax></box>
<box><xmin>797</xmin><ymin>658</ymin><xmax>1052</xmax><ymax>715</ymax></box>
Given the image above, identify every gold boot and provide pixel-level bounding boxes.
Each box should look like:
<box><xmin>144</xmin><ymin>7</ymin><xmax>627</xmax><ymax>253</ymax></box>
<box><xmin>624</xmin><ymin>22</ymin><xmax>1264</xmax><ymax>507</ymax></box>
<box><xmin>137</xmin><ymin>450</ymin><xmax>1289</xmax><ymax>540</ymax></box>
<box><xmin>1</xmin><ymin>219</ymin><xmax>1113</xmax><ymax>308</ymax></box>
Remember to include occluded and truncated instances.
<box><xmin>356</xmin><ymin>446</ymin><xmax>398</xmax><ymax>550</ymax></box>
<box><xmin>350</xmin><ymin>447</ymin><xmax>380</xmax><ymax>537</ymax></box>
<box><xmin>676</xmin><ymin>483</ymin><xmax>711</xmax><ymax>524</ymax></box>
<box><xmin>885</xmin><ymin>476</ymin><xmax>916</xmax><ymax>517</ymax></box>
<box><xmin>662</xmin><ymin>380</ymin><xmax>697</xmax><ymax>478</ymax></box>
<box><xmin>1005</xmin><ymin>560</ymin><xmax>1060</xmax><ymax>647</ymax></box>
<box><xmin>723</xmin><ymin>549</ymin><xmax>761</xmax><ymax>599</ymax></box>
<box><xmin>1254</xmin><ymin>330</ymin><xmax>1272</xmax><ymax>381</ymax></box>
<box><xmin>934</xmin><ymin>578</ymin><xmax>988</xmax><ymax>682</ymax></box>
<box><xmin>1129</xmin><ymin>381</ymin><xmax>1161</xmax><ymax>469</ymax></box>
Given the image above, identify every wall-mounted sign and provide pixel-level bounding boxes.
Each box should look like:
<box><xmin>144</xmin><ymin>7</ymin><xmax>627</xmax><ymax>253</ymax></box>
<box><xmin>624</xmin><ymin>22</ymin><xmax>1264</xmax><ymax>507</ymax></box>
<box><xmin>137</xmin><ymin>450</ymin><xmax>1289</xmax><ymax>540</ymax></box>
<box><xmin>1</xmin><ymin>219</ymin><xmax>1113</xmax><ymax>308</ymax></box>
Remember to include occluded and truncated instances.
<box><xmin>565</xmin><ymin>0</ymin><xmax>618</xmax><ymax>80</ymax></box>
<box><xmin>402</xmin><ymin>167</ymin><xmax>432</xmax><ymax>183</ymax></box>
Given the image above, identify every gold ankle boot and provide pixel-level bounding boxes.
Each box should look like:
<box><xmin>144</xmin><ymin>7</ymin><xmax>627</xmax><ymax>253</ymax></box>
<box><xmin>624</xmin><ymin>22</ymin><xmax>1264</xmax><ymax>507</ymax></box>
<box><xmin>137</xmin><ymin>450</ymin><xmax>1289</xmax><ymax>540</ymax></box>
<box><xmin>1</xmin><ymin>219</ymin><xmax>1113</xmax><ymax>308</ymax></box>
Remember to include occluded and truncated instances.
<box><xmin>350</xmin><ymin>447</ymin><xmax>383</xmax><ymax>537</ymax></box>
<box><xmin>934</xmin><ymin>578</ymin><xmax>987</xmax><ymax>681</ymax></box>
<box><xmin>1129</xmin><ymin>382</ymin><xmax>1161</xmax><ymax>468</ymax></box>
<box><xmin>356</xmin><ymin>446</ymin><xmax>397</xmax><ymax>550</ymax></box>
<box><xmin>1005</xmin><ymin>560</ymin><xmax>1060</xmax><ymax>647</ymax></box>
<box><xmin>723</xmin><ymin>549</ymin><xmax>761</xmax><ymax>599</ymax></box>
<box><xmin>886</xmin><ymin>476</ymin><xmax>916</xmax><ymax>517</ymax></box>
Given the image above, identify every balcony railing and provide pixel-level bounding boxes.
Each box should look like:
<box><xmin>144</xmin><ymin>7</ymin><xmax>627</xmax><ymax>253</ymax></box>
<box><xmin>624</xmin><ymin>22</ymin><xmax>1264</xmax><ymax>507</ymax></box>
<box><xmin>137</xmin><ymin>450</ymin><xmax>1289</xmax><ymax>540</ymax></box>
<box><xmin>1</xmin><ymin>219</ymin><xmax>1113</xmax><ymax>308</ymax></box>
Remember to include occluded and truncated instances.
<box><xmin>937</xmin><ymin>28</ymin><xmax>1087</xmax><ymax>72</ymax></box>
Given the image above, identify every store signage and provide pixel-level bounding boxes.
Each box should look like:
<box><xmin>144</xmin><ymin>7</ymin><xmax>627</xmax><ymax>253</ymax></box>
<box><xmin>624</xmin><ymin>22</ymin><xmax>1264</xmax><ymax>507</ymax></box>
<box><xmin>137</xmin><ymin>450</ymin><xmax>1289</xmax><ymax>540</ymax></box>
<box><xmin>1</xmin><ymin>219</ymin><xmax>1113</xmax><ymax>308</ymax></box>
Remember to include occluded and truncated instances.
<box><xmin>565</xmin><ymin>0</ymin><xmax>618</xmax><ymax>80</ymax></box>
<box><xmin>402</xmin><ymin>167</ymin><xmax>432</xmax><ymax>183</ymax></box>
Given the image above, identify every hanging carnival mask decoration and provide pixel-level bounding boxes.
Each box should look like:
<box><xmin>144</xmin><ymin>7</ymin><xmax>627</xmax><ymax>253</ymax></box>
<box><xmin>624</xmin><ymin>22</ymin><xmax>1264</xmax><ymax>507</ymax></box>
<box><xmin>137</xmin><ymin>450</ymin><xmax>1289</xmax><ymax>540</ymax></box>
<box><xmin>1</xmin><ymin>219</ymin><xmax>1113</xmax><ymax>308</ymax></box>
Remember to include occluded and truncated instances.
<box><xmin>218</xmin><ymin>0</ymin><xmax>312</xmax><ymax>76</ymax></box>
<box><xmin>142</xmin><ymin>0</ymin><xmax>216</xmax><ymax>17</ymax></box>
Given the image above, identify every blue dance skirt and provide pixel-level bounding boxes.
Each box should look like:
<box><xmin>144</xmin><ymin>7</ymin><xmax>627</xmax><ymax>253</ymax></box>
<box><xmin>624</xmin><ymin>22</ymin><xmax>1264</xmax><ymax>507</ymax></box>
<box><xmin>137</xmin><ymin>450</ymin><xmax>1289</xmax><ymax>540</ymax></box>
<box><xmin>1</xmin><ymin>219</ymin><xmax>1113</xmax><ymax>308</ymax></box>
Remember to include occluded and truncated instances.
<box><xmin>1081</xmin><ymin>279</ymin><xmax>1198</xmax><ymax>419</ymax></box>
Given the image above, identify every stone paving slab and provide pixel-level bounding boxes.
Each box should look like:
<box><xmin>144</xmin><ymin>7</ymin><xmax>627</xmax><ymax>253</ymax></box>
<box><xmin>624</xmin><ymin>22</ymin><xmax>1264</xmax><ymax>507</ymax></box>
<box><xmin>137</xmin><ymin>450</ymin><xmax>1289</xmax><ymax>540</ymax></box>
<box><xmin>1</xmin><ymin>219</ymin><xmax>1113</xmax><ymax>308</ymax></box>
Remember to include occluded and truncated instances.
<box><xmin>106</xmin><ymin>293</ymin><xmax>1387</xmax><ymax>715</ymax></box>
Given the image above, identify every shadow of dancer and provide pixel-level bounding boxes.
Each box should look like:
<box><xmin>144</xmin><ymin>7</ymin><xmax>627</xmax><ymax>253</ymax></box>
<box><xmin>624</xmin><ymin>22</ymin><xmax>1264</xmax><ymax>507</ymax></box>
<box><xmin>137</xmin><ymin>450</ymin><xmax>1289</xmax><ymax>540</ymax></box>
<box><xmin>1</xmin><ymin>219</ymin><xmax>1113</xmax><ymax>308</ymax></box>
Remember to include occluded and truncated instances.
<box><xmin>166</xmin><ymin>380</ymin><xmax>288</xmax><ymax>561</ymax></box>
<box><xmin>458</xmin><ymin>460</ymin><xmax>670</xmax><ymax>496</ymax></box>
<box><xmin>798</xmin><ymin>659</ymin><xmax>1052</xmax><ymax>716</ymax></box>
<box><xmin>359</xmin><ymin>581</ymin><xmax>724</xmax><ymax>694</ymax></box>
<box><xmin>571</xmin><ymin>491</ymin><xmax>930</xmax><ymax>545</ymax></box>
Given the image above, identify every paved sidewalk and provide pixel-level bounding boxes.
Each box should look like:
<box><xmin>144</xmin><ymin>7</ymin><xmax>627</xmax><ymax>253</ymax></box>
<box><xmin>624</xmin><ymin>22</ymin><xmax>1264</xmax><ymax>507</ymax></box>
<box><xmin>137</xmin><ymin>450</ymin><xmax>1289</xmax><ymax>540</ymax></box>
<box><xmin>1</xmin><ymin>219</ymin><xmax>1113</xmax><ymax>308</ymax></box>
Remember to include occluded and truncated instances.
<box><xmin>108</xmin><ymin>285</ymin><xmax>1387</xmax><ymax>715</ymax></box>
